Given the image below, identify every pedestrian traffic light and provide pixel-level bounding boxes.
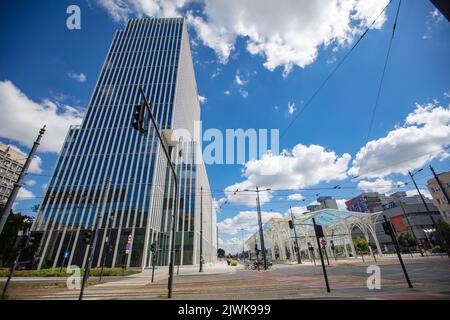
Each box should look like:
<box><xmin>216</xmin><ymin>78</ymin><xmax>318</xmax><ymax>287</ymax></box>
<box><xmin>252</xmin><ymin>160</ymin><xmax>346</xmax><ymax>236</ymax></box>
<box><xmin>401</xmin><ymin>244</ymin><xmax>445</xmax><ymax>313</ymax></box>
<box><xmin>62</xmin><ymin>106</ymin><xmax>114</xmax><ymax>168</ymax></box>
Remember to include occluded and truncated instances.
<box><xmin>288</xmin><ymin>220</ymin><xmax>294</xmax><ymax>229</ymax></box>
<box><xmin>83</xmin><ymin>231</ymin><xmax>92</xmax><ymax>245</ymax></box>
<box><xmin>132</xmin><ymin>103</ymin><xmax>146</xmax><ymax>133</ymax></box>
<box><xmin>315</xmin><ymin>224</ymin><xmax>324</xmax><ymax>238</ymax></box>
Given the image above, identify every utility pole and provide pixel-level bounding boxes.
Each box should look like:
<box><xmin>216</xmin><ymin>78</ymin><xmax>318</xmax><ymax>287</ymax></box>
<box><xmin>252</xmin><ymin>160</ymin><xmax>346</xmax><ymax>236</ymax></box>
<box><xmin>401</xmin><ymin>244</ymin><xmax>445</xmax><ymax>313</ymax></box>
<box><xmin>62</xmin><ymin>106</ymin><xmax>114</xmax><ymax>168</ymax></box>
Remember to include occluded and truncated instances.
<box><xmin>0</xmin><ymin>126</ymin><xmax>46</xmax><ymax>236</ymax></box>
<box><xmin>430</xmin><ymin>165</ymin><xmax>450</xmax><ymax>206</ymax></box>
<box><xmin>289</xmin><ymin>206</ymin><xmax>302</xmax><ymax>264</ymax></box>
<box><xmin>408</xmin><ymin>170</ymin><xmax>450</xmax><ymax>261</ymax></box>
<box><xmin>79</xmin><ymin>177</ymin><xmax>110</xmax><ymax>300</ymax></box>
<box><xmin>199</xmin><ymin>186</ymin><xmax>203</xmax><ymax>272</ymax></box>
<box><xmin>138</xmin><ymin>87</ymin><xmax>179</xmax><ymax>298</ymax></box>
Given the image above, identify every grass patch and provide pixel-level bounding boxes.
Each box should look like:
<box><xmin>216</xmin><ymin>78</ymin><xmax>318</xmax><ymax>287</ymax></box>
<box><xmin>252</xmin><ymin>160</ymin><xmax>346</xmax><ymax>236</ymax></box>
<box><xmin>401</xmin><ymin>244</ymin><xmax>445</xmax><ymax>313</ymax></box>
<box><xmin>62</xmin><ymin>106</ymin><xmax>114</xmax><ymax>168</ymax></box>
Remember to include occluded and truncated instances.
<box><xmin>0</xmin><ymin>267</ymin><xmax>140</xmax><ymax>278</ymax></box>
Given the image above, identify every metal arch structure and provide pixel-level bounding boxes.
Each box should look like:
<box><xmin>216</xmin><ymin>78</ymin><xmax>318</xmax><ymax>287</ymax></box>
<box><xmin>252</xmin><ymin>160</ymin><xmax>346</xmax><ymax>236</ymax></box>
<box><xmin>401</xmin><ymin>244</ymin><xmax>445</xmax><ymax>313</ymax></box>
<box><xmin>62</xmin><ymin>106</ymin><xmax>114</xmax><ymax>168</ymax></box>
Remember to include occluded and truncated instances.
<box><xmin>245</xmin><ymin>209</ymin><xmax>383</xmax><ymax>261</ymax></box>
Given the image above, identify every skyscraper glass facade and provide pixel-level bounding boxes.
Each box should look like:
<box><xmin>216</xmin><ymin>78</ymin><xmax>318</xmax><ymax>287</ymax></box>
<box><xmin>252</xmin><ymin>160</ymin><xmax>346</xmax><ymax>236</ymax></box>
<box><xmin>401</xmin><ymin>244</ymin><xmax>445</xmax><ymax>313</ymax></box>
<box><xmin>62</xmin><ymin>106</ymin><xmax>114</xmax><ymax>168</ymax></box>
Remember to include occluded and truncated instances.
<box><xmin>32</xmin><ymin>18</ymin><xmax>217</xmax><ymax>269</ymax></box>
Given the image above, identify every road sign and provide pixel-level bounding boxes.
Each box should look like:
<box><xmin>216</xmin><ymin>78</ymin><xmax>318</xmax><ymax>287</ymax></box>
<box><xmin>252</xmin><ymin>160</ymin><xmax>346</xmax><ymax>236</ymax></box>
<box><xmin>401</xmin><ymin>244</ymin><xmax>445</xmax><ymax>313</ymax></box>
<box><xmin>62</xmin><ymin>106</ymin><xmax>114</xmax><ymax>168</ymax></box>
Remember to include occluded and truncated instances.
<box><xmin>321</xmin><ymin>239</ymin><xmax>327</xmax><ymax>246</ymax></box>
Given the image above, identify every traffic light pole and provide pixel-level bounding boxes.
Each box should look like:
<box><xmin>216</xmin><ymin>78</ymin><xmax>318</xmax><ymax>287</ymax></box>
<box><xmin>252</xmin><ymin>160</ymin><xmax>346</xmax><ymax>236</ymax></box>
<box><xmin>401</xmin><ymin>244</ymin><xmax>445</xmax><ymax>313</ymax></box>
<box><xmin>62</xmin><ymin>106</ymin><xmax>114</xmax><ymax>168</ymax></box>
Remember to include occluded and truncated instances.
<box><xmin>79</xmin><ymin>177</ymin><xmax>110</xmax><ymax>300</ymax></box>
<box><xmin>312</xmin><ymin>218</ymin><xmax>330</xmax><ymax>293</ymax></box>
<box><xmin>138</xmin><ymin>87</ymin><xmax>179</xmax><ymax>298</ymax></box>
<box><xmin>99</xmin><ymin>215</ymin><xmax>114</xmax><ymax>282</ymax></box>
<box><xmin>199</xmin><ymin>186</ymin><xmax>203</xmax><ymax>272</ymax></box>
<box><xmin>383</xmin><ymin>215</ymin><xmax>413</xmax><ymax>288</ymax></box>
<box><xmin>2</xmin><ymin>225</ymin><xmax>32</xmax><ymax>298</ymax></box>
<box><xmin>151</xmin><ymin>243</ymin><xmax>157</xmax><ymax>283</ymax></box>
<box><xmin>408</xmin><ymin>171</ymin><xmax>450</xmax><ymax>261</ymax></box>
<box><xmin>0</xmin><ymin>126</ymin><xmax>46</xmax><ymax>236</ymax></box>
<box><xmin>289</xmin><ymin>206</ymin><xmax>302</xmax><ymax>264</ymax></box>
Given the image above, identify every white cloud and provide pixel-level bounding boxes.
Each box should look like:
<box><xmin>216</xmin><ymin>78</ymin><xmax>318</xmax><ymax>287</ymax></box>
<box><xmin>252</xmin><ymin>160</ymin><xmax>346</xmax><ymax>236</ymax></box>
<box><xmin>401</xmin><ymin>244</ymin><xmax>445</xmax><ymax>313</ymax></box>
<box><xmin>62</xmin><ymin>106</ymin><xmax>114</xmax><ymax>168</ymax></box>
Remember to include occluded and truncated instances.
<box><xmin>0</xmin><ymin>80</ymin><xmax>84</xmax><ymax>153</ymax></box>
<box><xmin>406</xmin><ymin>188</ymin><xmax>432</xmax><ymax>200</ymax></box>
<box><xmin>223</xmin><ymin>144</ymin><xmax>351</xmax><ymax>206</ymax></box>
<box><xmin>187</xmin><ymin>0</ymin><xmax>389</xmax><ymax>75</ymax></box>
<box><xmin>287</xmin><ymin>101</ymin><xmax>296</xmax><ymax>115</ymax></box>
<box><xmin>96</xmin><ymin>0</ymin><xmax>189</xmax><ymax>22</ymax></box>
<box><xmin>224</xmin><ymin>90</ymin><xmax>231</xmax><ymax>95</ymax></box>
<box><xmin>67</xmin><ymin>72</ymin><xmax>87</xmax><ymax>83</ymax></box>
<box><xmin>97</xmin><ymin>0</ymin><xmax>389</xmax><ymax>76</ymax></box>
<box><xmin>17</xmin><ymin>187</ymin><xmax>35</xmax><ymax>200</ymax></box>
<box><xmin>358</xmin><ymin>178</ymin><xmax>393</xmax><ymax>194</ymax></box>
<box><xmin>287</xmin><ymin>193</ymin><xmax>304</xmax><ymax>201</ymax></box>
<box><xmin>218</xmin><ymin>210</ymin><xmax>283</xmax><ymax>235</ymax></box>
<box><xmin>25</xmin><ymin>179</ymin><xmax>37</xmax><ymax>187</ymax></box>
<box><xmin>198</xmin><ymin>94</ymin><xmax>207</xmax><ymax>104</ymax></box>
<box><xmin>239</xmin><ymin>88</ymin><xmax>248</xmax><ymax>99</ymax></box>
<box><xmin>349</xmin><ymin>103</ymin><xmax>450</xmax><ymax>179</ymax></box>
<box><xmin>235</xmin><ymin>72</ymin><xmax>246</xmax><ymax>86</ymax></box>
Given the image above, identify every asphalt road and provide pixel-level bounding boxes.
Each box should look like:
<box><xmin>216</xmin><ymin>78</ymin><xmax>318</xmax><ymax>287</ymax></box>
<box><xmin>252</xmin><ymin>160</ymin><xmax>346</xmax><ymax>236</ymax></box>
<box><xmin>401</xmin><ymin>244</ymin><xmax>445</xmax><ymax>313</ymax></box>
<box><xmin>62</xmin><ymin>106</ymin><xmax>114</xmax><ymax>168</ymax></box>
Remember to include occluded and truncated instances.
<box><xmin>4</xmin><ymin>256</ymin><xmax>450</xmax><ymax>300</ymax></box>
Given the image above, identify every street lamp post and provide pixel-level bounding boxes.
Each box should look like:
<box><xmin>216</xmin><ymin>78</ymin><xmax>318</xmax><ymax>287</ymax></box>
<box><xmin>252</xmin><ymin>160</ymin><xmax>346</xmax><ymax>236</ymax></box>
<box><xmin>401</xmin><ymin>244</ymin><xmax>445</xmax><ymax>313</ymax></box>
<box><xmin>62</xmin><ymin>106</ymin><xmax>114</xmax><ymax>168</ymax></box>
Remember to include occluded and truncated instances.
<box><xmin>408</xmin><ymin>169</ymin><xmax>450</xmax><ymax>261</ymax></box>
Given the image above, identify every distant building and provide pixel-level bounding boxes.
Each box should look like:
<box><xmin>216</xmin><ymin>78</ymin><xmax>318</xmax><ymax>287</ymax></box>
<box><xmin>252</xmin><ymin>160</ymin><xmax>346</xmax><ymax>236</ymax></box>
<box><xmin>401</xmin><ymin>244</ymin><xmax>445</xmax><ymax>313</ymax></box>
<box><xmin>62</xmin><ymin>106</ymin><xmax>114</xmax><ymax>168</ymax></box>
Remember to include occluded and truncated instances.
<box><xmin>345</xmin><ymin>192</ymin><xmax>386</xmax><ymax>213</ymax></box>
<box><xmin>0</xmin><ymin>144</ymin><xmax>26</xmax><ymax>204</ymax></box>
<box><xmin>307</xmin><ymin>196</ymin><xmax>338</xmax><ymax>211</ymax></box>
<box><xmin>427</xmin><ymin>171</ymin><xmax>450</xmax><ymax>223</ymax></box>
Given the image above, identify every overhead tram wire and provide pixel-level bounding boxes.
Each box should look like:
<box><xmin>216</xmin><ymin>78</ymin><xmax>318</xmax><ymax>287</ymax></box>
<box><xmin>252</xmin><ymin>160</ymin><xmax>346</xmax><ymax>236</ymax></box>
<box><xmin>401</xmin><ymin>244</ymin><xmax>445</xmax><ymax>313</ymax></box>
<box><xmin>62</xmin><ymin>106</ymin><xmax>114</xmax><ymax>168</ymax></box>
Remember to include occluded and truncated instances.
<box><xmin>365</xmin><ymin>0</ymin><xmax>402</xmax><ymax>144</ymax></box>
<box><xmin>280</xmin><ymin>0</ymin><xmax>394</xmax><ymax>139</ymax></box>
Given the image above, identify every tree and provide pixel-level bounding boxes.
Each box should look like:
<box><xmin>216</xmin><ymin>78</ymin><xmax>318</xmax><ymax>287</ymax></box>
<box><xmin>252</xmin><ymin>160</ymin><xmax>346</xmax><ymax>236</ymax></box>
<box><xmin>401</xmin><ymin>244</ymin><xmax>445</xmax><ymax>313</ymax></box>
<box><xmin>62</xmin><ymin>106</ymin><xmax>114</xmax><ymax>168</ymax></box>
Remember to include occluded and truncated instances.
<box><xmin>217</xmin><ymin>248</ymin><xmax>225</xmax><ymax>258</ymax></box>
<box><xmin>436</xmin><ymin>219</ymin><xmax>450</xmax><ymax>245</ymax></box>
<box><xmin>0</xmin><ymin>212</ymin><xmax>34</xmax><ymax>267</ymax></box>
<box><xmin>398</xmin><ymin>232</ymin><xmax>417</xmax><ymax>247</ymax></box>
<box><xmin>353</xmin><ymin>237</ymin><xmax>369</xmax><ymax>253</ymax></box>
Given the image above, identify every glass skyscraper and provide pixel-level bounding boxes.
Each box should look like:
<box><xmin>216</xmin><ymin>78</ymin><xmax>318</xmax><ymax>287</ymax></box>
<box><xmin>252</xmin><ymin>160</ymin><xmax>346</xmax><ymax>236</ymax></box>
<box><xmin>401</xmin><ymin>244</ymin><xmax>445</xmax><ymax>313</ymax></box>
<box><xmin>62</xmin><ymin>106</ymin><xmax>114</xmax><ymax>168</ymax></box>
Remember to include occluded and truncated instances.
<box><xmin>32</xmin><ymin>18</ymin><xmax>217</xmax><ymax>269</ymax></box>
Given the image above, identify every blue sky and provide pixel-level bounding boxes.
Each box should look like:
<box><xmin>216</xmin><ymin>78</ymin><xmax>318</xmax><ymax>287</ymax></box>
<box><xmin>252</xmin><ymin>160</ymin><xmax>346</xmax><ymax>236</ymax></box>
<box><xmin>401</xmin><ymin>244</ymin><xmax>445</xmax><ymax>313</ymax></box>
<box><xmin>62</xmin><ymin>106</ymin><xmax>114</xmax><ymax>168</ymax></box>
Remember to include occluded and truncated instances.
<box><xmin>0</xmin><ymin>0</ymin><xmax>449</xmax><ymax>253</ymax></box>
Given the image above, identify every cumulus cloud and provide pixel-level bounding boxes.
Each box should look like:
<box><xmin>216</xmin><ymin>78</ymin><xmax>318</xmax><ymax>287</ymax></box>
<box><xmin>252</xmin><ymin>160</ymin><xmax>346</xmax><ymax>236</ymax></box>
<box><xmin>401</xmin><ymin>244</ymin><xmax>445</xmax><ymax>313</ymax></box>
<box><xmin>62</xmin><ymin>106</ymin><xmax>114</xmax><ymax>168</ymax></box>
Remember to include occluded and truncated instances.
<box><xmin>97</xmin><ymin>0</ymin><xmax>389</xmax><ymax>76</ymax></box>
<box><xmin>349</xmin><ymin>103</ymin><xmax>450</xmax><ymax>179</ymax></box>
<box><xmin>0</xmin><ymin>80</ymin><xmax>84</xmax><ymax>153</ymax></box>
<box><xmin>67</xmin><ymin>72</ymin><xmax>87</xmax><ymax>83</ymax></box>
<box><xmin>17</xmin><ymin>187</ymin><xmax>35</xmax><ymax>200</ymax></box>
<box><xmin>358</xmin><ymin>178</ymin><xmax>393</xmax><ymax>194</ymax></box>
<box><xmin>287</xmin><ymin>193</ymin><xmax>305</xmax><ymax>201</ymax></box>
<box><xmin>25</xmin><ymin>179</ymin><xmax>37</xmax><ymax>187</ymax></box>
<box><xmin>406</xmin><ymin>188</ymin><xmax>432</xmax><ymax>200</ymax></box>
<box><xmin>218</xmin><ymin>210</ymin><xmax>283</xmax><ymax>235</ymax></box>
<box><xmin>223</xmin><ymin>144</ymin><xmax>351</xmax><ymax>206</ymax></box>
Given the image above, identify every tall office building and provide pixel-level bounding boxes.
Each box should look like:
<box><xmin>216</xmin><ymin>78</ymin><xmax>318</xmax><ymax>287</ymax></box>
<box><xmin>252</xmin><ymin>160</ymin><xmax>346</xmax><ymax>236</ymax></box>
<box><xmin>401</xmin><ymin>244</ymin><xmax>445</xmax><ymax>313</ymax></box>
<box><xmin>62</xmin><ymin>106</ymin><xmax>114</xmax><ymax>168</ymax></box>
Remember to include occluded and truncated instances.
<box><xmin>32</xmin><ymin>18</ymin><xmax>217</xmax><ymax>269</ymax></box>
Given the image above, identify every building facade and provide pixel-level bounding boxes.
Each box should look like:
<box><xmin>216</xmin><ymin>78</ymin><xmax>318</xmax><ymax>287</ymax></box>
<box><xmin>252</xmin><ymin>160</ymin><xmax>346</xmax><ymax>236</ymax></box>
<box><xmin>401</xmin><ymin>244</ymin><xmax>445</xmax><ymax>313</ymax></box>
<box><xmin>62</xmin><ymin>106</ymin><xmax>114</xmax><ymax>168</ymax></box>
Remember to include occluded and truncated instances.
<box><xmin>427</xmin><ymin>171</ymin><xmax>450</xmax><ymax>223</ymax></box>
<box><xmin>0</xmin><ymin>144</ymin><xmax>26</xmax><ymax>205</ymax></box>
<box><xmin>32</xmin><ymin>18</ymin><xmax>217</xmax><ymax>269</ymax></box>
<box><xmin>345</xmin><ymin>192</ymin><xmax>386</xmax><ymax>213</ymax></box>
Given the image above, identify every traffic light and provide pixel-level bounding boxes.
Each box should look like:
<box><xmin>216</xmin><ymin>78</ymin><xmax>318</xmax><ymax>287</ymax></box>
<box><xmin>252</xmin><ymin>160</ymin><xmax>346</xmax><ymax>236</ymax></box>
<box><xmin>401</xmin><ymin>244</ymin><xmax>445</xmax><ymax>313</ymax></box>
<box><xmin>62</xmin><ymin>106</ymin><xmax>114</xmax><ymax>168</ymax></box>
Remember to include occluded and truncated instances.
<box><xmin>288</xmin><ymin>220</ymin><xmax>294</xmax><ymax>229</ymax></box>
<box><xmin>26</xmin><ymin>234</ymin><xmax>36</xmax><ymax>248</ymax></box>
<box><xmin>132</xmin><ymin>103</ymin><xmax>146</xmax><ymax>133</ymax></box>
<box><xmin>150</xmin><ymin>243</ymin><xmax>156</xmax><ymax>253</ymax></box>
<box><xmin>315</xmin><ymin>224</ymin><xmax>324</xmax><ymax>238</ymax></box>
<box><xmin>382</xmin><ymin>221</ymin><xmax>392</xmax><ymax>235</ymax></box>
<box><xmin>83</xmin><ymin>231</ymin><xmax>92</xmax><ymax>245</ymax></box>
